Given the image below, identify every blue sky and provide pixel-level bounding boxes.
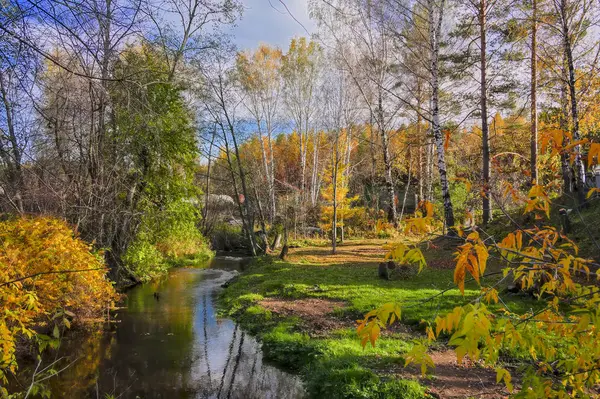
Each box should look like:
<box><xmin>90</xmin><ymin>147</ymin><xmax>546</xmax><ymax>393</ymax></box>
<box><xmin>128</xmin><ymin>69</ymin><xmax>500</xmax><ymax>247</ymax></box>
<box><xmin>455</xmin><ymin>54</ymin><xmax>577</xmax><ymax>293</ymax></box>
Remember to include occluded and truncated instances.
<box><xmin>231</xmin><ymin>0</ymin><xmax>316</xmax><ymax>51</ymax></box>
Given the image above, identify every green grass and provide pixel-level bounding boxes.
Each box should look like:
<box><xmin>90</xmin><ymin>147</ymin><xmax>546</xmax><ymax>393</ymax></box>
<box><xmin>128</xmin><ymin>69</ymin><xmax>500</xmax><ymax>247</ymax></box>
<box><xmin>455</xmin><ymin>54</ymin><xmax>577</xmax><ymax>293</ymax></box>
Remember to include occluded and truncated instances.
<box><xmin>219</xmin><ymin>252</ymin><xmax>541</xmax><ymax>398</ymax></box>
<box><xmin>221</xmin><ymin>256</ymin><xmax>539</xmax><ymax>322</ymax></box>
<box><xmin>165</xmin><ymin>250</ymin><xmax>214</xmax><ymax>268</ymax></box>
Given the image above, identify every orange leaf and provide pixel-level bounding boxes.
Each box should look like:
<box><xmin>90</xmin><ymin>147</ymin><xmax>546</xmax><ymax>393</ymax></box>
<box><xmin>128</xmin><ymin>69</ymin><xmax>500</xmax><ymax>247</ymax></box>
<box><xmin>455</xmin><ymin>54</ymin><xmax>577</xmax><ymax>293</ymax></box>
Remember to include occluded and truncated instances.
<box><xmin>444</xmin><ymin>130</ymin><xmax>451</xmax><ymax>151</ymax></box>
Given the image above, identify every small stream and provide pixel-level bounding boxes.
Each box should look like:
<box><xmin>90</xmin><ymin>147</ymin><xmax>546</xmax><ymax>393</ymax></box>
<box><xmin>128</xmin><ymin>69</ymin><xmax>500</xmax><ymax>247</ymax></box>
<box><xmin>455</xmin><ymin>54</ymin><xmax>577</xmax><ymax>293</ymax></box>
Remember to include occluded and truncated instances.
<box><xmin>43</xmin><ymin>257</ymin><xmax>304</xmax><ymax>398</ymax></box>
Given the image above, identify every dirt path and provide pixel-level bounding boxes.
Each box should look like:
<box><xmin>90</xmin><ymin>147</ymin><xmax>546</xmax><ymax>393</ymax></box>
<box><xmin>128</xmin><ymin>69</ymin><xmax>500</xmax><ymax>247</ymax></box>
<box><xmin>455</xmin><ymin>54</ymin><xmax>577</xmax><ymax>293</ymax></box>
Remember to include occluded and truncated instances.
<box><xmin>266</xmin><ymin>241</ymin><xmax>511</xmax><ymax>399</ymax></box>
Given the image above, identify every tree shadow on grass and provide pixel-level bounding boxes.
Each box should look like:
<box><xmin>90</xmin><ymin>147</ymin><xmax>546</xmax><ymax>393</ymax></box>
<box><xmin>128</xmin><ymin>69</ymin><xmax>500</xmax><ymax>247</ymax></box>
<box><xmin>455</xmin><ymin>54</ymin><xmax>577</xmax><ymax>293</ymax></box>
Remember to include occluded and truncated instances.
<box><xmin>225</xmin><ymin>256</ymin><xmax>543</xmax><ymax>399</ymax></box>
<box><xmin>234</xmin><ymin>259</ymin><xmax>542</xmax><ymax>325</ymax></box>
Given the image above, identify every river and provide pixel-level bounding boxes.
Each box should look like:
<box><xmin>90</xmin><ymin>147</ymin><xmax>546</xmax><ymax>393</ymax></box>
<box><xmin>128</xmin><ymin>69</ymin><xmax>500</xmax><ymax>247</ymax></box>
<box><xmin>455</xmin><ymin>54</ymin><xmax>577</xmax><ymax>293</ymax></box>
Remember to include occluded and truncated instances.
<box><xmin>41</xmin><ymin>257</ymin><xmax>304</xmax><ymax>398</ymax></box>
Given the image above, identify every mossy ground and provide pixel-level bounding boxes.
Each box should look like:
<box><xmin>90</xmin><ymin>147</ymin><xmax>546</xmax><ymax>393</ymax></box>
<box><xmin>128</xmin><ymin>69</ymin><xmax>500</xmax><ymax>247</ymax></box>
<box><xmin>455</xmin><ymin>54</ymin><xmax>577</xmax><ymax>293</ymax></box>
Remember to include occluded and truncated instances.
<box><xmin>218</xmin><ymin>239</ymin><xmax>542</xmax><ymax>398</ymax></box>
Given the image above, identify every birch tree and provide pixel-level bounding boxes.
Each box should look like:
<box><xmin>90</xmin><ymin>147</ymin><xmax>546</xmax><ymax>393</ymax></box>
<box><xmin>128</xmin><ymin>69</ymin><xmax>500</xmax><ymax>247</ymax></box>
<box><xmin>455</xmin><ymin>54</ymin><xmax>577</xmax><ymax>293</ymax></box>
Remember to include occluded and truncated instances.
<box><xmin>281</xmin><ymin>37</ymin><xmax>321</xmax><ymax>221</ymax></box>
<box><xmin>427</xmin><ymin>0</ymin><xmax>455</xmax><ymax>231</ymax></box>
<box><xmin>551</xmin><ymin>0</ymin><xmax>599</xmax><ymax>205</ymax></box>
<box><xmin>311</xmin><ymin>0</ymin><xmax>401</xmax><ymax>224</ymax></box>
<box><xmin>237</xmin><ymin>45</ymin><xmax>282</xmax><ymax>223</ymax></box>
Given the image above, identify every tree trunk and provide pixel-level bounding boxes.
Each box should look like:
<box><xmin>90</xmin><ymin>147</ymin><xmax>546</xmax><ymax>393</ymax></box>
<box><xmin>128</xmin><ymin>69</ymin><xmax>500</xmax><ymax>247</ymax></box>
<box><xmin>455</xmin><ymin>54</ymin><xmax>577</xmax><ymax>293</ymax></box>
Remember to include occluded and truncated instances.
<box><xmin>429</xmin><ymin>0</ymin><xmax>455</xmax><ymax>232</ymax></box>
<box><xmin>560</xmin><ymin>75</ymin><xmax>573</xmax><ymax>193</ymax></box>
<box><xmin>217</xmin><ymin>73</ymin><xmax>258</xmax><ymax>255</ymax></box>
<box><xmin>267</xmin><ymin>125</ymin><xmax>276</xmax><ymax>223</ymax></box>
<box><xmin>530</xmin><ymin>0</ymin><xmax>538</xmax><ymax>185</ymax></box>
<box><xmin>560</xmin><ymin>0</ymin><xmax>587</xmax><ymax>205</ymax></box>
<box><xmin>416</xmin><ymin>84</ymin><xmax>425</xmax><ymax>202</ymax></box>
<box><xmin>332</xmin><ymin>131</ymin><xmax>339</xmax><ymax>255</ymax></box>
<box><xmin>202</xmin><ymin>125</ymin><xmax>216</xmax><ymax>235</ymax></box>
<box><xmin>368</xmin><ymin>115</ymin><xmax>378</xmax><ymax>212</ymax></box>
<box><xmin>253</xmin><ymin>186</ymin><xmax>269</xmax><ymax>252</ymax></box>
<box><xmin>221</xmin><ymin>124</ymin><xmax>257</xmax><ymax>256</ymax></box>
<box><xmin>311</xmin><ymin>131</ymin><xmax>320</xmax><ymax>206</ymax></box>
<box><xmin>399</xmin><ymin>146</ymin><xmax>413</xmax><ymax>222</ymax></box>
<box><xmin>378</xmin><ymin>95</ymin><xmax>397</xmax><ymax>225</ymax></box>
<box><xmin>426</xmin><ymin>136</ymin><xmax>434</xmax><ymax>201</ymax></box>
<box><xmin>229</xmin><ymin>129</ymin><xmax>258</xmax><ymax>255</ymax></box>
<box><xmin>479</xmin><ymin>0</ymin><xmax>492</xmax><ymax>225</ymax></box>
<box><xmin>257</xmin><ymin>120</ymin><xmax>273</xmax><ymax>223</ymax></box>
<box><xmin>0</xmin><ymin>69</ymin><xmax>24</xmax><ymax>213</ymax></box>
<box><xmin>299</xmin><ymin>130</ymin><xmax>307</xmax><ymax>232</ymax></box>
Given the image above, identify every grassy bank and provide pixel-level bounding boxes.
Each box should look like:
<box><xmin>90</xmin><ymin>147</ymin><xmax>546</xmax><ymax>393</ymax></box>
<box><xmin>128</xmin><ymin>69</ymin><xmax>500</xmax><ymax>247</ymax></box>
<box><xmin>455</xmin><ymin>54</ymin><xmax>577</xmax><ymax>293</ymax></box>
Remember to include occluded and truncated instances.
<box><xmin>218</xmin><ymin>240</ymin><xmax>540</xmax><ymax>398</ymax></box>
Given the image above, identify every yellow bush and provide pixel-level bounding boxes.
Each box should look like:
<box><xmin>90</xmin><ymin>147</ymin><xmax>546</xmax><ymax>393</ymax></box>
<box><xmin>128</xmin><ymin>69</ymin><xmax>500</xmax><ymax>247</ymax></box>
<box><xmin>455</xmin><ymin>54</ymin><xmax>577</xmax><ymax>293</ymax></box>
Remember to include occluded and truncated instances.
<box><xmin>0</xmin><ymin>216</ymin><xmax>117</xmax><ymax>386</ymax></box>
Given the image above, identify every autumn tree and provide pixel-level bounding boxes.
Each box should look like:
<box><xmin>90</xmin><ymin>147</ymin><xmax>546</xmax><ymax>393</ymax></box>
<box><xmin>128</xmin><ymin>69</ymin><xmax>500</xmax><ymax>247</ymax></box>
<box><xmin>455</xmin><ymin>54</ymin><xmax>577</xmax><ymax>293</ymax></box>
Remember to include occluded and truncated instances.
<box><xmin>311</xmin><ymin>0</ymin><xmax>401</xmax><ymax>225</ymax></box>
<box><xmin>532</xmin><ymin>0</ymin><xmax>600</xmax><ymax>199</ymax></box>
<box><xmin>196</xmin><ymin>45</ymin><xmax>260</xmax><ymax>255</ymax></box>
<box><xmin>237</xmin><ymin>45</ymin><xmax>283</xmax><ymax>224</ymax></box>
<box><xmin>551</xmin><ymin>0</ymin><xmax>599</xmax><ymax>205</ymax></box>
<box><xmin>448</xmin><ymin>0</ymin><xmax>524</xmax><ymax>224</ymax></box>
<box><xmin>319</xmin><ymin>65</ymin><xmax>359</xmax><ymax>252</ymax></box>
<box><xmin>281</xmin><ymin>38</ymin><xmax>322</xmax><ymax>216</ymax></box>
<box><xmin>378</xmin><ymin>0</ymin><xmax>457</xmax><ymax>230</ymax></box>
<box><xmin>426</xmin><ymin>0</ymin><xmax>455</xmax><ymax>231</ymax></box>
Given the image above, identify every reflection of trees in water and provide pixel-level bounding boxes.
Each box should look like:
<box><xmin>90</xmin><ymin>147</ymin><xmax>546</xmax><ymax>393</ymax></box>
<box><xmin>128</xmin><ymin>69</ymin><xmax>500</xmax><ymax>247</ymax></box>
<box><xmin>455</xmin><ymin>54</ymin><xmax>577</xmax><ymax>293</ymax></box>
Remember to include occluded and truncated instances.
<box><xmin>217</xmin><ymin>323</ymin><xmax>238</xmax><ymax>398</ymax></box>
<box><xmin>38</xmin><ymin>269</ymin><xmax>303</xmax><ymax>399</ymax></box>
<box><xmin>224</xmin><ymin>331</ymin><xmax>244</xmax><ymax>399</ymax></box>
<box><xmin>202</xmin><ymin>294</ymin><xmax>213</xmax><ymax>389</ymax></box>
<box><xmin>214</xmin><ymin>326</ymin><xmax>304</xmax><ymax>399</ymax></box>
<box><xmin>42</xmin><ymin>330</ymin><xmax>113</xmax><ymax>396</ymax></box>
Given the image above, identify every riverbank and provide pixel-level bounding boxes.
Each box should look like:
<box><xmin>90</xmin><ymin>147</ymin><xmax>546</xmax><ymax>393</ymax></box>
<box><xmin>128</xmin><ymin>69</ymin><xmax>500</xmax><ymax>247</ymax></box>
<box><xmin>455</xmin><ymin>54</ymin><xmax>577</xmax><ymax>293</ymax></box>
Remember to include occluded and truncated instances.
<box><xmin>218</xmin><ymin>239</ymin><xmax>540</xmax><ymax>399</ymax></box>
<box><xmin>12</xmin><ymin>257</ymin><xmax>304</xmax><ymax>398</ymax></box>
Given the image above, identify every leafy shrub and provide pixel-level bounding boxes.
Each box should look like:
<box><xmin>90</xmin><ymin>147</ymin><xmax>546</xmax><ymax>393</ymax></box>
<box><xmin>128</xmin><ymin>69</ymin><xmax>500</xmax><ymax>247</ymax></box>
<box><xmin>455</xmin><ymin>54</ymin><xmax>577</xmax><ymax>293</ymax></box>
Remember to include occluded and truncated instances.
<box><xmin>154</xmin><ymin>201</ymin><xmax>210</xmax><ymax>258</ymax></box>
<box><xmin>375</xmin><ymin>219</ymin><xmax>397</xmax><ymax>239</ymax></box>
<box><xmin>122</xmin><ymin>232</ymin><xmax>167</xmax><ymax>280</ymax></box>
<box><xmin>0</xmin><ymin>216</ymin><xmax>117</xmax><ymax>389</ymax></box>
<box><xmin>124</xmin><ymin>200</ymin><xmax>212</xmax><ymax>280</ymax></box>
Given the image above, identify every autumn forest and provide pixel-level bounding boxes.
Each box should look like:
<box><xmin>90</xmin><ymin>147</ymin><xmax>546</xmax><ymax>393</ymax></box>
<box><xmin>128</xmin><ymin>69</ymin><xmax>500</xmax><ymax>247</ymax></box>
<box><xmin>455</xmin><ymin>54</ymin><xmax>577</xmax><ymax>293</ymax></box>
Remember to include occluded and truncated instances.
<box><xmin>2</xmin><ymin>0</ymin><xmax>600</xmax><ymax>397</ymax></box>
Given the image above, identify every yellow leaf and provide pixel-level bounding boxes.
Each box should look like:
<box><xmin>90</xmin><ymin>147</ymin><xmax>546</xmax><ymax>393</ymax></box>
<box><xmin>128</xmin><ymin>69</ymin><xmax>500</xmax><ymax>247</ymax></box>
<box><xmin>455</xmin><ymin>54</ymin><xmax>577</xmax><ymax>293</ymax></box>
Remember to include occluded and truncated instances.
<box><xmin>466</xmin><ymin>231</ymin><xmax>479</xmax><ymax>242</ymax></box>
<box><xmin>588</xmin><ymin>143</ymin><xmax>600</xmax><ymax>167</ymax></box>
<box><xmin>425</xmin><ymin>201</ymin><xmax>434</xmax><ymax>218</ymax></box>
<box><xmin>483</xmin><ymin>287</ymin><xmax>499</xmax><ymax>304</ymax></box>
<box><xmin>576</xmin><ymin>314</ymin><xmax>590</xmax><ymax>333</ymax></box>
<box><xmin>496</xmin><ymin>368</ymin><xmax>514</xmax><ymax>392</ymax></box>
<box><xmin>586</xmin><ymin>188</ymin><xmax>600</xmax><ymax>199</ymax></box>
<box><xmin>475</xmin><ymin>244</ymin><xmax>489</xmax><ymax>276</ymax></box>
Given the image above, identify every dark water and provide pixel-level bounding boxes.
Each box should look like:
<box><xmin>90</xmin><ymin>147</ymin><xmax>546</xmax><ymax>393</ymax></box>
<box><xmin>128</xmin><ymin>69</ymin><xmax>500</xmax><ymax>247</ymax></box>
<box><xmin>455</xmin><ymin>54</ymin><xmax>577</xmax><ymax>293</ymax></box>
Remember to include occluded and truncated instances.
<box><xmin>43</xmin><ymin>257</ymin><xmax>304</xmax><ymax>398</ymax></box>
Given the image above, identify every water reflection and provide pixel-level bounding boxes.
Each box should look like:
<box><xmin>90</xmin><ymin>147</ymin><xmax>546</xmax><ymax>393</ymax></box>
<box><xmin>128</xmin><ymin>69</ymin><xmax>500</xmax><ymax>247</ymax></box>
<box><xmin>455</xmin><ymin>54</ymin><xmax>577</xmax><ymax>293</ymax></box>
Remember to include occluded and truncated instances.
<box><xmin>45</xmin><ymin>260</ymin><xmax>304</xmax><ymax>398</ymax></box>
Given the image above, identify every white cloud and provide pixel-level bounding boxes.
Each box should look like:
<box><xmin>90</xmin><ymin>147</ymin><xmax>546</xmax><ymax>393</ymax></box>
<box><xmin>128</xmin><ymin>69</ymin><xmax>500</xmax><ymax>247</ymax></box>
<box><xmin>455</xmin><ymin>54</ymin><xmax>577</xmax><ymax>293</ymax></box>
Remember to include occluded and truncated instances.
<box><xmin>231</xmin><ymin>0</ymin><xmax>316</xmax><ymax>50</ymax></box>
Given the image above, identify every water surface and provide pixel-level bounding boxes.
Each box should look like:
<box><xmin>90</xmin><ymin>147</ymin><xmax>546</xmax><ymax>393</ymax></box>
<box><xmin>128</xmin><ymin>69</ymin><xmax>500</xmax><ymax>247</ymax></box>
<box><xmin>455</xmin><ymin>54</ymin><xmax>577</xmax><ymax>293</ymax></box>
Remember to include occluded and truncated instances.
<box><xmin>45</xmin><ymin>257</ymin><xmax>304</xmax><ymax>398</ymax></box>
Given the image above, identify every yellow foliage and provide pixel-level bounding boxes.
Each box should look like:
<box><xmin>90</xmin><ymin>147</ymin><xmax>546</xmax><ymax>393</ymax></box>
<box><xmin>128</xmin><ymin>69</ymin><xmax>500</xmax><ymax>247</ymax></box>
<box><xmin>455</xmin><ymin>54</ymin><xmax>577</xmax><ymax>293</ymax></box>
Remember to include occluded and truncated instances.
<box><xmin>0</xmin><ymin>216</ymin><xmax>117</xmax><ymax>386</ymax></box>
<box><xmin>404</xmin><ymin>200</ymin><xmax>435</xmax><ymax>235</ymax></box>
<box><xmin>384</xmin><ymin>242</ymin><xmax>427</xmax><ymax>272</ymax></box>
<box><xmin>404</xmin><ymin>343</ymin><xmax>434</xmax><ymax>375</ymax></box>
<box><xmin>587</xmin><ymin>188</ymin><xmax>600</xmax><ymax>199</ymax></box>
<box><xmin>453</xmin><ymin>231</ymin><xmax>489</xmax><ymax>294</ymax></box>
<box><xmin>495</xmin><ymin>368</ymin><xmax>514</xmax><ymax>393</ymax></box>
<box><xmin>357</xmin><ymin>302</ymin><xmax>401</xmax><ymax>348</ymax></box>
<box><xmin>358</xmin><ymin>185</ymin><xmax>600</xmax><ymax>396</ymax></box>
<box><xmin>524</xmin><ymin>184</ymin><xmax>551</xmax><ymax>218</ymax></box>
<box><xmin>320</xmin><ymin>140</ymin><xmax>363</xmax><ymax>232</ymax></box>
<box><xmin>588</xmin><ymin>143</ymin><xmax>600</xmax><ymax>167</ymax></box>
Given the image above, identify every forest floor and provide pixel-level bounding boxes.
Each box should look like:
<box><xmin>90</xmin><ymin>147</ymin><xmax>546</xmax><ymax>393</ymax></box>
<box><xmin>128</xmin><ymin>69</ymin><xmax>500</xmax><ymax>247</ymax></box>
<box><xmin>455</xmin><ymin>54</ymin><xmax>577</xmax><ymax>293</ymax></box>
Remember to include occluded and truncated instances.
<box><xmin>219</xmin><ymin>238</ymin><xmax>543</xmax><ymax>399</ymax></box>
